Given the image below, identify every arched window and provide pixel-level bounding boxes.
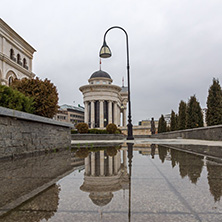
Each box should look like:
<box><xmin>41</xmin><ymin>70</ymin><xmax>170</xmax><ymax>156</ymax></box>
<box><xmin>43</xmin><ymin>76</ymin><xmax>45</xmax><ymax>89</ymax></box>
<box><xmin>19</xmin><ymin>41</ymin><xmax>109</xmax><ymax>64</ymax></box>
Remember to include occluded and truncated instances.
<box><xmin>8</xmin><ymin>76</ymin><xmax>13</xmax><ymax>86</ymax></box>
<box><xmin>17</xmin><ymin>54</ymin><xmax>21</xmax><ymax>64</ymax></box>
<box><xmin>23</xmin><ymin>58</ymin><xmax>27</xmax><ymax>68</ymax></box>
<box><xmin>10</xmin><ymin>49</ymin><xmax>14</xmax><ymax>59</ymax></box>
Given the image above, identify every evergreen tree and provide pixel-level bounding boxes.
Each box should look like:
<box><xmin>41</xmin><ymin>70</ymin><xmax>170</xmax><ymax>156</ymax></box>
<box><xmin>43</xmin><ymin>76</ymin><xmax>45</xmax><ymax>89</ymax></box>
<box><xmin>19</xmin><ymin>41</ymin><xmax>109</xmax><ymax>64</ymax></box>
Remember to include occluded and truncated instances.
<box><xmin>186</xmin><ymin>95</ymin><xmax>203</xmax><ymax>129</ymax></box>
<box><xmin>170</xmin><ymin>110</ymin><xmax>176</xmax><ymax>131</ymax></box>
<box><xmin>158</xmin><ymin>114</ymin><xmax>167</xmax><ymax>133</ymax></box>
<box><xmin>175</xmin><ymin>114</ymin><xmax>179</xmax><ymax>130</ymax></box>
<box><xmin>178</xmin><ymin>100</ymin><xmax>187</xmax><ymax>130</ymax></box>
<box><xmin>206</xmin><ymin>78</ymin><xmax>222</xmax><ymax>126</ymax></box>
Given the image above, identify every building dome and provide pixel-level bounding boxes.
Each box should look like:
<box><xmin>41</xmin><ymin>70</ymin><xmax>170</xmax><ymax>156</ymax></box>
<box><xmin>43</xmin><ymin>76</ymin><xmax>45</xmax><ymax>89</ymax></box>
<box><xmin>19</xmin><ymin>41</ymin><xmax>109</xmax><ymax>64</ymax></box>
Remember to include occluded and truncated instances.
<box><xmin>89</xmin><ymin>192</ymin><xmax>113</xmax><ymax>207</ymax></box>
<box><xmin>90</xmin><ymin>70</ymin><xmax>111</xmax><ymax>79</ymax></box>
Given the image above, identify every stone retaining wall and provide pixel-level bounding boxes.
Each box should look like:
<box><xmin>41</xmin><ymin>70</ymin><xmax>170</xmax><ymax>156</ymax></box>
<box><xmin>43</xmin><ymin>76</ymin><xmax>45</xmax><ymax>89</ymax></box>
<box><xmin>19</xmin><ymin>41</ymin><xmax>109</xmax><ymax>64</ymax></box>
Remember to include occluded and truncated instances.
<box><xmin>150</xmin><ymin>124</ymin><xmax>222</xmax><ymax>141</ymax></box>
<box><xmin>0</xmin><ymin>106</ymin><xmax>73</xmax><ymax>158</ymax></box>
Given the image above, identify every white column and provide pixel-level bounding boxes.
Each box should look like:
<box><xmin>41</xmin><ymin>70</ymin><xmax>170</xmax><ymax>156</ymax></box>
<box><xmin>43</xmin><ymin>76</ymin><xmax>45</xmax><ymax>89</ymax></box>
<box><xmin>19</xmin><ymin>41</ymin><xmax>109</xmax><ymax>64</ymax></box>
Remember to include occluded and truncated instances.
<box><xmin>85</xmin><ymin>156</ymin><xmax>90</xmax><ymax>176</ymax></box>
<box><xmin>84</xmin><ymin>101</ymin><xmax>88</xmax><ymax>124</ymax></box>
<box><xmin>100</xmin><ymin>150</ymin><xmax>104</xmax><ymax>176</ymax></box>
<box><xmin>123</xmin><ymin>108</ymin><xmax>127</xmax><ymax>127</ymax></box>
<box><xmin>91</xmin><ymin>152</ymin><xmax>95</xmax><ymax>176</ymax></box>
<box><xmin>100</xmin><ymin>100</ymin><xmax>104</xmax><ymax>128</ymax></box>
<box><xmin>118</xmin><ymin>151</ymin><xmax>121</xmax><ymax>170</ymax></box>
<box><xmin>123</xmin><ymin>150</ymin><xmax>127</xmax><ymax>168</ymax></box>
<box><xmin>108</xmin><ymin>156</ymin><xmax>113</xmax><ymax>175</ymax></box>
<box><xmin>114</xmin><ymin>155</ymin><xmax>118</xmax><ymax>174</ymax></box>
<box><xmin>114</xmin><ymin>102</ymin><xmax>118</xmax><ymax>126</ymax></box>
<box><xmin>91</xmin><ymin>101</ymin><xmax>95</xmax><ymax>128</ymax></box>
<box><xmin>118</xmin><ymin>106</ymin><xmax>121</xmax><ymax>126</ymax></box>
<box><xmin>108</xmin><ymin>101</ymin><xmax>112</xmax><ymax>124</ymax></box>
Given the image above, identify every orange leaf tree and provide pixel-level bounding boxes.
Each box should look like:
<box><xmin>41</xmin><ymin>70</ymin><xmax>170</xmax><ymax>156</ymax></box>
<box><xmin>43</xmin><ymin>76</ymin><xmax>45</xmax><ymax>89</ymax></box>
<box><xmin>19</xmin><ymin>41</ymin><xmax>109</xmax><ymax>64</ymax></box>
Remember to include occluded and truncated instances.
<box><xmin>11</xmin><ymin>77</ymin><xmax>59</xmax><ymax>118</ymax></box>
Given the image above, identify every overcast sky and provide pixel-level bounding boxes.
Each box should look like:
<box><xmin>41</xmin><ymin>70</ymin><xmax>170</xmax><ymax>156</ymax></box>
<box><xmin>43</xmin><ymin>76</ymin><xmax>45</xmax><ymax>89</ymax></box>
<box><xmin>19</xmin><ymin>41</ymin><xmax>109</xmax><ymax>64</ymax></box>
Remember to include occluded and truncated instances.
<box><xmin>1</xmin><ymin>0</ymin><xmax>222</xmax><ymax>124</ymax></box>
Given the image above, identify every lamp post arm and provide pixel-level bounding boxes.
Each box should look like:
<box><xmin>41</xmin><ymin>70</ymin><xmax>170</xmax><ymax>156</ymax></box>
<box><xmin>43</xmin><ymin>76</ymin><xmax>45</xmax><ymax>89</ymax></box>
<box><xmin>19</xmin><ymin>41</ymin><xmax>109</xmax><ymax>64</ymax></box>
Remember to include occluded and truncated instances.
<box><xmin>102</xmin><ymin>26</ymin><xmax>133</xmax><ymax>140</ymax></box>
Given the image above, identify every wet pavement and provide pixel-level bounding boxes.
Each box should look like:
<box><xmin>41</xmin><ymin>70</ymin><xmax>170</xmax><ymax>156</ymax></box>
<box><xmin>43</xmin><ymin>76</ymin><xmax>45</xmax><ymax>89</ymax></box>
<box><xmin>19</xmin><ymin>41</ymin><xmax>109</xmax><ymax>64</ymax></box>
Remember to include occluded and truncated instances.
<box><xmin>0</xmin><ymin>142</ymin><xmax>222</xmax><ymax>221</ymax></box>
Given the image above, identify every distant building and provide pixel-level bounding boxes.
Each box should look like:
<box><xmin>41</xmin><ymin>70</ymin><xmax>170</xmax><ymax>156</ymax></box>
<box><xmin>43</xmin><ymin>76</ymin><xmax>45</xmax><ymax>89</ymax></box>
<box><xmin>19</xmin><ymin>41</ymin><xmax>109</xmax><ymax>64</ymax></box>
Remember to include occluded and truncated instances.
<box><xmin>202</xmin><ymin>108</ymin><xmax>207</xmax><ymax>126</ymax></box>
<box><xmin>0</xmin><ymin>19</ymin><xmax>36</xmax><ymax>86</ymax></box>
<box><xmin>54</xmin><ymin>104</ymin><xmax>84</xmax><ymax>125</ymax></box>
<box><xmin>138</xmin><ymin>119</ymin><xmax>158</xmax><ymax>127</ymax></box>
<box><xmin>164</xmin><ymin>114</ymin><xmax>171</xmax><ymax>126</ymax></box>
<box><xmin>138</xmin><ymin>119</ymin><xmax>158</xmax><ymax>134</ymax></box>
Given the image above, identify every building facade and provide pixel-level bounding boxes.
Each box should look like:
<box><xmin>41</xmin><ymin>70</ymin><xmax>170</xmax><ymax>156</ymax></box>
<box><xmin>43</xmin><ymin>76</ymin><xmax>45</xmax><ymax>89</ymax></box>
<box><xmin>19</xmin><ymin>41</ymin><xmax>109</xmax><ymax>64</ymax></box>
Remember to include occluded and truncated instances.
<box><xmin>0</xmin><ymin>19</ymin><xmax>36</xmax><ymax>86</ymax></box>
<box><xmin>54</xmin><ymin>104</ymin><xmax>84</xmax><ymax>125</ymax></box>
<box><xmin>79</xmin><ymin>70</ymin><xmax>128</xmax><ymax>128</ymax></box>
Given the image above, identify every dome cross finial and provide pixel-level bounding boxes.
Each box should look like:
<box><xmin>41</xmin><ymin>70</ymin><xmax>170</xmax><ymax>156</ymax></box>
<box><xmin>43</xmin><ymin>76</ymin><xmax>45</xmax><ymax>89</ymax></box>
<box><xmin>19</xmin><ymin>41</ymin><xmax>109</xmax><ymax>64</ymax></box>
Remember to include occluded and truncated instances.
<box><xmin>99</xmin><ymin>58</ymin><xmax>102</xmax><ymax>71</ymax></box>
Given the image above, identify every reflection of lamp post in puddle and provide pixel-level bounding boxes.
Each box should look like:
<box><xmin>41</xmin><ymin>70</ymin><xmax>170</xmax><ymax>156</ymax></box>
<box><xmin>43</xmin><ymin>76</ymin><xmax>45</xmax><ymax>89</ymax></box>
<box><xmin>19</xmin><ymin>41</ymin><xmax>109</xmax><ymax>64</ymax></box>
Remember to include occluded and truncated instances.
<box><xmin>127</xmin><ymin>143</ymin><xmax>133</xmax><ymax>222</ymax></box>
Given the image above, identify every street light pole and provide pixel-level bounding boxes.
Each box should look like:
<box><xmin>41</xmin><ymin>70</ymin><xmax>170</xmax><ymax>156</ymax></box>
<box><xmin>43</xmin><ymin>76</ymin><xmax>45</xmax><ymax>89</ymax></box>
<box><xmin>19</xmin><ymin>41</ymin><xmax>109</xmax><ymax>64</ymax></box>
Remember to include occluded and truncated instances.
<box><xmin>99</xmin><ymin>26</ymin><xmax>134</xmax><ymax>140</ymax></box>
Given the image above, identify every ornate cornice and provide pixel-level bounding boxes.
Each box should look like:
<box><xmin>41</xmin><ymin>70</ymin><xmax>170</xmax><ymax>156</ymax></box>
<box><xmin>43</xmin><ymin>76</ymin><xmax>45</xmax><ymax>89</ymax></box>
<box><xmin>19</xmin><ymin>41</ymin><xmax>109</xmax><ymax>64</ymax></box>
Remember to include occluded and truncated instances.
<box><xmin>0</xmin><ymin>19</ymin><xmax>36</xmax><ymax>55</ymax></box>
<box><xmin>79</xmin><ymin>84</ymin><xmax>121</xmax><ymax>93</ymax></box>
<box><xmin>0</xmin><ymin>53</ymin><xmax>35</xmax><ymax>78</ymax></box>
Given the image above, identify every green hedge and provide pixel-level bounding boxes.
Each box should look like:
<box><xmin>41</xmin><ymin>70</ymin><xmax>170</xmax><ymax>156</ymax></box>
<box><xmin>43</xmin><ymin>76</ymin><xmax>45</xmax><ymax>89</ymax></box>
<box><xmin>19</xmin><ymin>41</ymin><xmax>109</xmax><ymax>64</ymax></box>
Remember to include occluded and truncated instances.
<box><xmin>0</xmin><ymin>85</ymin><xmax>35</xmax><ymax>113</ymax></box>
<box><xmin>71</xmin><ymin>128</ymin><xmax>122</xmax><ymax>134</ymax></box>
<box><xmin>88</xmin><ymin>129</ymin><xmax>108</xmax><ymax>134</ymax></box>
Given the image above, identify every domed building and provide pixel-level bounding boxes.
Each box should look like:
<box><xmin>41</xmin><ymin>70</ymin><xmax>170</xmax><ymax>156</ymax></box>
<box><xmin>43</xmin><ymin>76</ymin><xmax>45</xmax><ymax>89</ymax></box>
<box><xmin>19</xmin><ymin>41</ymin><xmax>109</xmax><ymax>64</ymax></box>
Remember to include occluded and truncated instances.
<box><xmin>79</xmin><ymin>69</ymin><xmax>128</xmax><ymax>128</ymax></box>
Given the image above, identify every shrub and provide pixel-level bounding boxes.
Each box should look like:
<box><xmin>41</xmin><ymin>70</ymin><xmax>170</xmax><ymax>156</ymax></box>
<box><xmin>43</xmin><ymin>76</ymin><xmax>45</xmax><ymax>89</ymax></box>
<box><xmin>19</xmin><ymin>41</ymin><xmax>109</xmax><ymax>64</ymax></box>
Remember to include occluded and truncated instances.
<box><xmin>106</xmin><ymin>147</ymin><xmax>118</xmax><ymax>156</ymax></box>
<box><xmin>115</xmin><ymin>128</ymin><xmax>122</xmax><ymax>134</ymax></box>
<box><xmin>11</xmin><ymin>77</ymin><xmax>59</xmax><ymax>118</ymax></box>
<box><xmin>0</xmin><ymin>85</ymin><xmax>35</xmax><ymax>113</ymax></box>
<box><xmin>106</xmin><ymin>123</ymin><xmax>117</xmax><ymax>134</ymax></box>
<box><xmin>76</xmin><ymin>122</ymin><xmax>89</xmax><ymax>133</ymax></box>
<box><xmin>71</xmin><ymin>129</ymin><xmax>78</xmax><ymax>134</ymax></box>
<box><xmin>75</xmin><ymin>148</ymin><xmax>89</xmax><ymax>158</ymax></box>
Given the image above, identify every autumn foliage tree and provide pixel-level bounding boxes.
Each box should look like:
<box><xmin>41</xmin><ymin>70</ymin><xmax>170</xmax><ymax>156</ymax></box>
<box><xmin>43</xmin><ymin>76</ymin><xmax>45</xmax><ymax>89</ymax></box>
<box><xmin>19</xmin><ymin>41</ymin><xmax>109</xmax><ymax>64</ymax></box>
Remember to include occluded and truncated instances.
<box><xmin>11</xmin><ymin>77</ymin><xmax>59</xmax><ymax>118</ymax></box>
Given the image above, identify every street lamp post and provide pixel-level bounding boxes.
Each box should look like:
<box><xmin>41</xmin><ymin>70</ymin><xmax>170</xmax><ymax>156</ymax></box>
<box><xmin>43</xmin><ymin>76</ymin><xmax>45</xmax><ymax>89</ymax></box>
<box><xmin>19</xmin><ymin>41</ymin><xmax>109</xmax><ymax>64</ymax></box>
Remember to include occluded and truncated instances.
<box><xmin>99</xmin><ymin>26</ymin><xmax>134</xmax><ymax>140</ymax></box>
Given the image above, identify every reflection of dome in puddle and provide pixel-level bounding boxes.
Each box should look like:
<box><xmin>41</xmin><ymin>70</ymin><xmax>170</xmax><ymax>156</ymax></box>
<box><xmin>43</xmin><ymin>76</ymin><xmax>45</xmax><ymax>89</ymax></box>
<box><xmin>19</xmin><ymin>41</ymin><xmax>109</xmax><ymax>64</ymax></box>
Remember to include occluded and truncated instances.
<box><xmin>89</xmin><ymin>192</ymin><xmax>113</xmax><ymax>206</ymax></box>
<box><xmin>80</xmin><ymin>149</ymin><xmax>129</xmax><ymax>207</ymax></box>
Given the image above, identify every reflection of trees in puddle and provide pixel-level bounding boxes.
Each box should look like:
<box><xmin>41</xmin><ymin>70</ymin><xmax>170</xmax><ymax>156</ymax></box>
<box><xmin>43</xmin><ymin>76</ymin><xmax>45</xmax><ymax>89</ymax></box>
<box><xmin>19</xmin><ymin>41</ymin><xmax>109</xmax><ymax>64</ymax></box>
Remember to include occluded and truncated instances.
<box><xmin>158</xmin><ymin>146</ymin><xmax>222</xmax><ymax>202</ymax></box>
<box><xmin>1</xmin><ymin>185</ymin><xmax>60</xmax><ymax>222</ymax></box>
<box><xmin>158</xmin><ymin>145</ymin><xmax>168</xmax><ymax>163</ymax></box>
<box><xmin>170</xmin><ymin>149</ymin><xmax>204</xmax><ymax>184</ymax></box>
<box><xmin>207</xmin><ymin>159</ymin><xmax>222</xmax><ymax>202</ymax></box>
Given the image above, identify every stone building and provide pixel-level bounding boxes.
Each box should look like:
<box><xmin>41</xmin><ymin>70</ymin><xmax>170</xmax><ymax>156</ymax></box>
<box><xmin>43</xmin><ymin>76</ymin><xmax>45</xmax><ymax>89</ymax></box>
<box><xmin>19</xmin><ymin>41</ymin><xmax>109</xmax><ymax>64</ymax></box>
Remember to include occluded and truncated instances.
<box><xmin>0</xmin><ymin>19</ymin><xmax>36</xmax><ymax>86</ymax></box>
<box><xmin>79</xmin><ymin>70</ymin><xmax>128</xmax><ymax>128</ymax></box>
<box><xmin>53</xmin><ymin>104</ymin><xmax>84</xmax><ymax>125</ymax></box>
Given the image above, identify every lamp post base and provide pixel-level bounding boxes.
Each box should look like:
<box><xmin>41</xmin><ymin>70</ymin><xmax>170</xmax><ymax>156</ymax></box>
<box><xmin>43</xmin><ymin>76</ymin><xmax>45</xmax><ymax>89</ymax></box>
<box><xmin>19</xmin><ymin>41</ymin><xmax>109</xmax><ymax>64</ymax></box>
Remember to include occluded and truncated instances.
<box><xmin>127</xmin><ymin>123</ymin><xmax>134</xmax><ymax>140</ymax></box>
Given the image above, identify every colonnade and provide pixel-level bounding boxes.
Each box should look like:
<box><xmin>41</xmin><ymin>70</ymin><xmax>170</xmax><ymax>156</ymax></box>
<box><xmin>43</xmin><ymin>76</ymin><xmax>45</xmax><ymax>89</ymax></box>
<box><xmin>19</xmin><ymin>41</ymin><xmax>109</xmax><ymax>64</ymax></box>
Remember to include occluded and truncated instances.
<box><xmin>84</xmin><ymin>150</ymin><xmax>127</xmax><ymax>177</ymax></box>
<box><xmin>84</xmin><ymin>100</ymin><xmax>127</xmax><ymax>128</ymax></box>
